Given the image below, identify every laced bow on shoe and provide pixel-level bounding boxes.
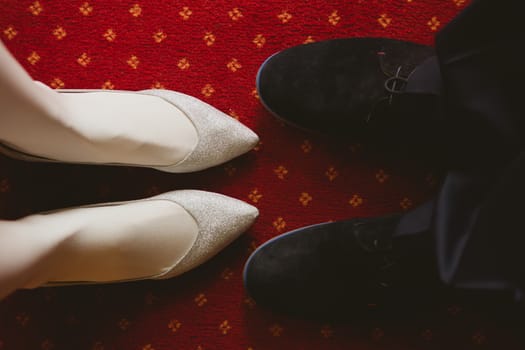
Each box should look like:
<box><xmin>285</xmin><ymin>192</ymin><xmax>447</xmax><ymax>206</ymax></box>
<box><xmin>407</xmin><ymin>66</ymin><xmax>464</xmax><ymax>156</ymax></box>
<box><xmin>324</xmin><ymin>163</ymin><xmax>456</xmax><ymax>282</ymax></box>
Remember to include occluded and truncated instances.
<box><xmin>366</xmin><ymin>51</ymin><xmax>410</xmax><ymax>123</ymax></box>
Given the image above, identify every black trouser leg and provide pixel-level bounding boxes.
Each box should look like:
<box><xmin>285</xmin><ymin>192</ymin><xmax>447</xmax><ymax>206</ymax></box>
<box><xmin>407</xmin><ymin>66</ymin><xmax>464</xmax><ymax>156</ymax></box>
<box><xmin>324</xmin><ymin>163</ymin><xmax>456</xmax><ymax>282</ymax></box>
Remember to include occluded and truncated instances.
<box><xmin>397</xmin><ymin>0</ymin><xmax>525</xmax><ymax>300</ymax></box>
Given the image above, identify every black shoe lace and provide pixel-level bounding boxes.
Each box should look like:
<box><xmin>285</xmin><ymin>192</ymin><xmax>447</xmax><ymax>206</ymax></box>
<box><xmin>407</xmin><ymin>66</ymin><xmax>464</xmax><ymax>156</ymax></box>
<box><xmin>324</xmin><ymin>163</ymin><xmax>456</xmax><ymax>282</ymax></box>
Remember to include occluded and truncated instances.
<box><xmin>365</xmin><ymin>51</ymin><xmax>409</xmax><ymax>124</ymax></box>
<box><xmin>353</xmin><ymin>217</ymin><xmax>401</xmax><ymax>290</ymax></box>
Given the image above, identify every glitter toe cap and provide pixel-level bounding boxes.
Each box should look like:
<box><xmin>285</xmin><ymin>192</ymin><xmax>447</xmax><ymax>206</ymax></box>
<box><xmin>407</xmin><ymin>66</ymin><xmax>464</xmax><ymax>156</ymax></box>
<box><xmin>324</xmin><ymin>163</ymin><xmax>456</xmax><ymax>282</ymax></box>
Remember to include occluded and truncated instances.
<box><xmin>141</xmin><ymin>90</ymin><xmax>259</xmax><ymax>173</ymax></box>
<box><xmin>153</xmin><ymin>190</ymin><xmax>258</xmax><ymax>278</ymax></box>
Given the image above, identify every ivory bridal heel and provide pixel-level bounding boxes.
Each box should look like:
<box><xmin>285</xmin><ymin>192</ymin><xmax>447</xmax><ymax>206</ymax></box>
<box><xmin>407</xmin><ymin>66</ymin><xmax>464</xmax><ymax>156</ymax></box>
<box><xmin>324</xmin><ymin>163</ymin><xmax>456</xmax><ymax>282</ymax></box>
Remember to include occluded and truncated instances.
<box><xmin>19</xmin><ymin>189</ymin><xmax>259</xmax><ymax>286</ymax></box>
<box><xmin>0</xmin><ymin>86</ymin><xmax>259</xmax><ymax>173</ymax></box>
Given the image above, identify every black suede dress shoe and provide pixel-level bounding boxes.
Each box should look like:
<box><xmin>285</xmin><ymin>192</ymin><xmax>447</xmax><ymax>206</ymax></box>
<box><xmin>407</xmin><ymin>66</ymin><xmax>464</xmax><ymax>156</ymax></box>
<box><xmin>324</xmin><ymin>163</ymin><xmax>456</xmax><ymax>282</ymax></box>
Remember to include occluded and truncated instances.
<box><xmin>243</xmin><ymin>214</ymin><xmax>442</xmax><ymax>319</ymax></box>
<box><xmin>256</xmin><ymin>38</ymin><xmax>441</xmax><ymax>141</ymax></box>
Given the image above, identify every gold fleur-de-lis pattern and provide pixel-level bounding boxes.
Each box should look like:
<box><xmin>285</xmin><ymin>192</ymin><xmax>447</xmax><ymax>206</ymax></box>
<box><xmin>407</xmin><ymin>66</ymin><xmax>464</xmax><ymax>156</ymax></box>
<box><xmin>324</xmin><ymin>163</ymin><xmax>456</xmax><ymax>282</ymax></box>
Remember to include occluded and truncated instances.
<box><xmin>400</xmin><ymin>197</ymin><xmax>413</xmax><ymax>210</ymax></box>
<box><xmin>152</xmin><ymin>30</ymin><xmax>167</xmax><ymax>43</ymax></box>
<box><xmin>253</xmin><ymin>34</ymin><xmax>266</xmax><ymax>48</ymax></box>
<box><xmin>427</xmin><ymin>16</ymin><xmax>441</xmax><ymax>31</ymax></box>
<box><xmin>77</xmin><ymin>53</ymin><xmax>91</xmax><ymax>67</ymax></box>
<box><xmin>49</xmin><ymin>77</ymin><xmax>64</xmax><ymax>89</ymax></box>
<box><xmin>272</xmin><ymin>217</ymin><xmax>286</xmax><ymax>232</ymax></box>
<box><xmin>220</xmin><ymin>267</ymin><xmax>234</xmax><ymax>280</ymax></box>
<box><xmin>228</xmin><ymin>8</ymin><xmax>243</xmax><ymax>21</ymax></box>
<box><xmin>299</xmin><ymin>192</ymin><xmax>312</xmax><ymax>206</ymax></box>
<box><xmin>103</xmin><ymin>28</ymin><xmax>116</xmax><ymax>42</ymax></box>
<box><xmin>27</xmin><ymin>51</ymin><xmax>40</xmax><ymax>65</ymax></box>
<box><xmin>102</xmin><ymin>80</ymin><xmax>114</xmax><ymax>89</ymax></box>
<box><xmin>228</xmin><ymin>109</ymin><xmax>240</xmax><ymax>120</ymax></box>
<box><xmin>127</xmin><ymin>55</ymin><xmax>139</xmax><ymax>69</ymax></box>
<box><xmin>328</xmin><ymin>10</ymin><xmax>341</xmax><ymax>26</ymax></box>
<box><xmin>248</xmin><ymin>188</ymin><xmax>262</xmax><ymax>203</ymax></box>
<box><xmin>129</xmin><ymin>4</ymin><xmax>142</xmax><ymax>17</ymax></box>
<box><xmin>0</xmin><ymin>1</ymin><xmax>483</xmax><ymax>350</ymax></box>
<box><xmin>301</xmin><ymin>140</ymin><xmax>313</xmax><ymax>153</ymax></box>
<box><xmin>244</xmin><ymin>297</ymin><xmax>256</xmax><ymax>309</ymax></box>
<box><xmin>151</xmin><ymin>81</ymin><xmax>164</xmax><ymax>89</ymax></box>
<box><xmin>3</xmin><ymin>26</ymin><xmax>17</xmax><ymax>39</ymax></box>
<box><xmin>378</xmin><ymin>13</ymin><xmax>392</xmax><ymax>28</ymax></box>
<box><xmin>179</xmin><ymin>6</ymin><xmax>192</xmax><ymax>20</ymax></box>
<box><xmin>227</xmin><ymin>58</ymin><xmax>242</xmax><ymax>72</ymax></box>
<box><xmin>219</xmin><ymin>320</ymin><xmax>231</xmax><ymax>335</ymax></box>
<box><xmin>28</xmin><ymin>1</ymin><xmax>42</xmax><ymax>16</ymax></box>
<box><xmin>52</xmin><ymin>26</ymin><xmax>66</xmax><ymax>40</ymax></box>
<box><xmin>79</xmin><ymin>2</ymin><xmax>93</xmax><ymax>16</ymax></box>
<box><xmin>277</xmin><ymin>10</ymin><xmax>292</xmax><ymax>24</ymax></box>
<box><xmin>375</xmin><ymin>169</ymin><xmax>389</xmax><ymax>183</ymax></box>
<box><xmin>194</xmin><ymin>293</ymin><xmax>207</xmax><ymax>307</ymax></box>
<box><xmin>201</xmin><ymin>83</ymin><xmax>215</xmax><ymax>97</ymax></box>
<box><xmin>168</xmin><ymin>319</ymin><xmax>182</xmax><ymax>333</ymax></box>
<box><xmin>325</xmin><ymin>166</ymin><xmax>339</xmax><ymax>181</ymax></box>
<box><xmin>349</xmin><ymin>194</ymin><xmax>364</xmax><ymax>208</ymax></box>
<box><xmin>203</xmin><ymin>32</ymin><xmax>215</xmax><ymax>46</ymax></box>
<box><xmin>177</xmin><ymin>57</ymin><xmax>190</xmax><ymax>70</ymax></box>
<box><xmin>273</xmin><ymin>165</ymin><xmax>288</xmax><ymax>179</ymax></box>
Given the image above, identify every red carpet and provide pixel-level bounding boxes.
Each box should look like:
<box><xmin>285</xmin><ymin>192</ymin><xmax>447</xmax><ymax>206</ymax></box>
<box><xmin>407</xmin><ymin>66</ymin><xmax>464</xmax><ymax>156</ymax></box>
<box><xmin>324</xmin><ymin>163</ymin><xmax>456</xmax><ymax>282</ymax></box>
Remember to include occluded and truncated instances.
<box><xmin>0</xmin><ymin>1</ymin><xmax>522</xmax><ymax>349</ymax></box>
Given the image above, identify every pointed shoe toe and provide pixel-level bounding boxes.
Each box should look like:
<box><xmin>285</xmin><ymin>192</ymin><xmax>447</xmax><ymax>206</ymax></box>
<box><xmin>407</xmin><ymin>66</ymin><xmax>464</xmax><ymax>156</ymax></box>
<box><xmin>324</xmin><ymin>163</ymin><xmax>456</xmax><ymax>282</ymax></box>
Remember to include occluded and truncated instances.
<box><xmin>154</xmin><ymin>190</ymin><xmax>258</xmax><ymax>278</ymax></box>
<box><xmin>142</xmin><ymin>90</ymin><xmax>259</xmax><ymax>173</ymax></box>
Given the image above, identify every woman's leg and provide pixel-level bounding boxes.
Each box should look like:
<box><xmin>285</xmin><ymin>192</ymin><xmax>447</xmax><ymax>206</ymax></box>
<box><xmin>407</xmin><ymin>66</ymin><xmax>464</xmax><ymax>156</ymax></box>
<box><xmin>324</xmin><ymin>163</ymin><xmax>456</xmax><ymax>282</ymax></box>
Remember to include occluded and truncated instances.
<box><xmin>0</xmin><ymin>41</ymin><xmax>199</xmax><ymax>166</ymax></box>
<box><xmin>0</xmin><ymin>199</ymin><xmax>198</xmax><ymax>299</ymax></box>
<box><xmin>0</xmin><ymin>189</ymin><xmax>259</xmax><ymax>299</ymax></box>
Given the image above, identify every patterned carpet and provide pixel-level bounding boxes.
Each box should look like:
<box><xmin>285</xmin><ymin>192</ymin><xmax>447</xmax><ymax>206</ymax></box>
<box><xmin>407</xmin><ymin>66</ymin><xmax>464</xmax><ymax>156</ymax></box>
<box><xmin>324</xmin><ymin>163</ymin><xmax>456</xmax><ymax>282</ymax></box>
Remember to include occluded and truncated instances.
<box><xmin>0</xmin><ymin>0</ymin><xmax>523</xmax><ymax>349</ymax></box>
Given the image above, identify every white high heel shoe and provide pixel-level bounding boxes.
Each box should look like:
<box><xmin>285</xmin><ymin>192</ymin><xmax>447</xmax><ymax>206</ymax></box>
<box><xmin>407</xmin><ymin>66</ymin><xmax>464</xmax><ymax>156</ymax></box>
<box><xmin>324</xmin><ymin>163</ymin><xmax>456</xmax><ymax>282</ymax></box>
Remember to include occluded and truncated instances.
<box><xmin>41</xmin><ymin>190</ymin><xmax>258</xmax><ymax>286</ymax></box>
<box><xmin>145</xmin><ymin>89</ymin><xmax>258</xmax><ymax>173</ymax></box>
<box><xmin>0</xmin><ymin>88</ymin><xmax>259</xmax><ymax>173</ymax></box>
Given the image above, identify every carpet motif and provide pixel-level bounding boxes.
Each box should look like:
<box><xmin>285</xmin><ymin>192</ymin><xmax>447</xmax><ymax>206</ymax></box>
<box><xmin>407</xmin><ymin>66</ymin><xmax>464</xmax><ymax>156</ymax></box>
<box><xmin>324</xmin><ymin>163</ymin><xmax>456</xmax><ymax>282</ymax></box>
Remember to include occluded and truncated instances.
<box><xmin>1</xmin><ymin>1</ymin><xmax>522</xmax><ymax>349</ymax></box>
